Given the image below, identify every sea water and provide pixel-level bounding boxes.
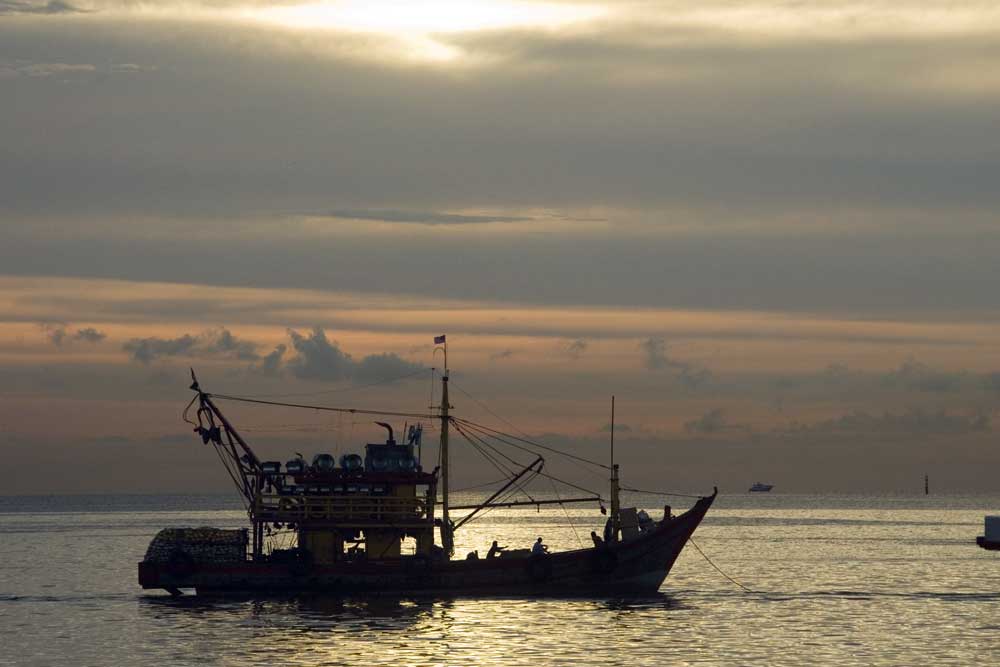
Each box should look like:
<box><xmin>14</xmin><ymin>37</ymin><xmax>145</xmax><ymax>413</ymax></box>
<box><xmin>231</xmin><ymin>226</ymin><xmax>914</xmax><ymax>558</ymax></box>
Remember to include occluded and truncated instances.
<box><xmin>1</xmin><ymin>493</ymin><xmax>998</xmax><ymax>666</ymax></box>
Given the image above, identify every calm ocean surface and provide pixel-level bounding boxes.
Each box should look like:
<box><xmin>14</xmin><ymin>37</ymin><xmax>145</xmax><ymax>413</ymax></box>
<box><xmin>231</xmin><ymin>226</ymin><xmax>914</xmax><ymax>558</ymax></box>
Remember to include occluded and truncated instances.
<box><xmin>1</xmin><ymin>492</ymin><xmax>998</xmax><ymax>666</ymax></box>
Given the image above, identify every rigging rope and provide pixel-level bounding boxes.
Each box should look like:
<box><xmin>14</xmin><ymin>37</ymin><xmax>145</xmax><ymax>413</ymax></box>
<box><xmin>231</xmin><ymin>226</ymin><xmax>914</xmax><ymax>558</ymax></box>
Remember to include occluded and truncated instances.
<box><xmin>205</xmin><ymin>387</ymin><xmax>611</xmax><ymax>479</ymax></box>
<box><xmin>450</xmin><ymin>381</ymin><xmax>611</xmax><ymax>484</ymax></box>
<box><xmin>454</xmin><ymin>417</ymin><xmax>610</xmax><ymax>471</ymax></box>
<box><xmin>620</xmin><ymin>486</ymin><xmax>705</xmax><ymax>499</ymax></box>
<box><xmin>207</xmin><ymin>393</ymin><xmax>436</xmax><ymax>420</ymax></box>
<box><xmin>455</xmin><ymin>420</ymin><xmax>605</xmax><ymax>499</ymax></box>
<box><xmin>688</xmin><ymin>537</ymin><xmax>754</xmax><ymax>593</ymax></box>
<box><xmin>455</xmin><ymin>424</ymin><xmax>601</xmax><ymax>500</ymax></box>
<box><xmin>210</xmin><ymin>369</ymin><xmax>428</xmax><ymax>399</ymax></box>
<box><xmin>549</xmin><ymin>477</ymin><xmax>584</xmax><ymax>548</ymax></box>
<box><xmin>452</xmin><ymin>476</ymin><xmax>520</xmax><ymax>493</ymax></box>
<box><xmin>452</xmin><ymin>421</ymin><xmax>538</xmax><ymax>504</ymax></box>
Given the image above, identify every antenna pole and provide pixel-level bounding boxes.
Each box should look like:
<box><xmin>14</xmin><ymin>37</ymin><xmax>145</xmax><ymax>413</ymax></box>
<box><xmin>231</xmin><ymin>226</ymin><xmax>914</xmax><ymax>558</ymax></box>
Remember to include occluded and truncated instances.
<box><xmin>610</xmin><ymin>395</ymin><xmax>620</xmax><ymax>543</ymax></box>
<box><xmin>610</xmin><ymin>395</ymin><xmax>615</xmax><ymax>469</ymax></box>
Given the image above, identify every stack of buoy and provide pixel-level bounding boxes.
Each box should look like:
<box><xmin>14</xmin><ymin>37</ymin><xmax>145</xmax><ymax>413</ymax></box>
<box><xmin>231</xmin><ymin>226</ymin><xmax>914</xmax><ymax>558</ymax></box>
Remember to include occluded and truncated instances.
<box><xmin>143</xmin><ymin>527</ymin><xmax>249</xmax><ymax>563</ymax></box>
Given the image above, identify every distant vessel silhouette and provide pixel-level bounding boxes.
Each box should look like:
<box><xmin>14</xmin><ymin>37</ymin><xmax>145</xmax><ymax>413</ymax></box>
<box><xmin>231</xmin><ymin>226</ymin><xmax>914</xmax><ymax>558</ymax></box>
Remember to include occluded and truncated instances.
<box><xmin>749</xmin><ymin>482</ymin><xmax>773</xmax><ymax>493</ymax></box>
<box><xmin>977</xmin><ymin>516</ymin><xmax>1000</xmax><ymax>550</ymax></box>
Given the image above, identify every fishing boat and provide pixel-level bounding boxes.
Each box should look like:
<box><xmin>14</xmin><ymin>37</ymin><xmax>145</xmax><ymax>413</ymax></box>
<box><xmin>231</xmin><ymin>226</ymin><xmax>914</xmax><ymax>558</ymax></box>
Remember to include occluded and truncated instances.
<box><xmin>748</xmin><ymin>482</ymin><xmax>773</xmax><ymax>493</ymax></box>
<box><xmin>138</xmin><ymin>343</ymin><xmax>716</xmax><ymax>596</ymax></box>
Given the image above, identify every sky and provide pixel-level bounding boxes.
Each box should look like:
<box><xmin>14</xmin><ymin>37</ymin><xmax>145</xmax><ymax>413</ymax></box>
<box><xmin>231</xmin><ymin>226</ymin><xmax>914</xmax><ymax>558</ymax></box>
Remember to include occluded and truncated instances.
<box><xmin>2</xmin><ymin>0</ymin><xmax>999</xmax><ymax>495</ymax></box>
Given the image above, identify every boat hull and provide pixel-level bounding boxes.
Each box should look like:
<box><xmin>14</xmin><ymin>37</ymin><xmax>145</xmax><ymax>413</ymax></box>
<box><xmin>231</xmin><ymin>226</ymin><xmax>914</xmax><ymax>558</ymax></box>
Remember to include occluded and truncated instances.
<box><xmin>976</xmin><ymin>536</ymin><xmax>1000</xmax><ymax>551</ymax></box>
<box><xmin>139</xmin><ymin>492</ymin><xmax>715</xmax><ymax>596</ymax></box>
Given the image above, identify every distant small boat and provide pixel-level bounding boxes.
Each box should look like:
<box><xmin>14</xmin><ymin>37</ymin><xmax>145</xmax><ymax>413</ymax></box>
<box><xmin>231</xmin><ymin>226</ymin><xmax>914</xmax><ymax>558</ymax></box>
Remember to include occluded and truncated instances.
<box><xmin>748</xmin><ymin>482</ymin><xmax>773</xmax><ymax>493</ymax></box>
<box><xmin>977</xmin><ymin>516</ymin><xmax>1000</xmax><ymax>551</ymax></box>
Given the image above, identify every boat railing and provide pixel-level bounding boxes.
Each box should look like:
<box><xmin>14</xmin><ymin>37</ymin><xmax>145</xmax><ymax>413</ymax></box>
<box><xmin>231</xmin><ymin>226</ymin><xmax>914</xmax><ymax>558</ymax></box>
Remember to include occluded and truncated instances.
<box><xmin>254</xmin><ymin>493</ymin><xmax>430</xmax><ymax>523</ymax></box>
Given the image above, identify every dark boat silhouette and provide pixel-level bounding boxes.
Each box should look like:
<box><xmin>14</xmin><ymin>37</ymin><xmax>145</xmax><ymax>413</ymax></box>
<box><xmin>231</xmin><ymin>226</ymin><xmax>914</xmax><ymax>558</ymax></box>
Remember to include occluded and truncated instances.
<box><xmin>139</xmin><ymin>340</ymin><xmax>715</xmax><ymax>596</ymax></box>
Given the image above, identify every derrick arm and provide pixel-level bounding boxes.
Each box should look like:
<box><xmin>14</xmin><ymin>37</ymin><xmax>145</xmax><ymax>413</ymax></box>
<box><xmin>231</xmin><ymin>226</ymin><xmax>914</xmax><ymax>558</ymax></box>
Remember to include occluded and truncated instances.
<box><xmin>452</xmin><ymin>455</ymin><xmax>544</xmax><ymax>530</ymax></box>
<box><xmin>186</xmin><ymin>371</ymin><xmax>262</xmax><ymax>508</ymax></box>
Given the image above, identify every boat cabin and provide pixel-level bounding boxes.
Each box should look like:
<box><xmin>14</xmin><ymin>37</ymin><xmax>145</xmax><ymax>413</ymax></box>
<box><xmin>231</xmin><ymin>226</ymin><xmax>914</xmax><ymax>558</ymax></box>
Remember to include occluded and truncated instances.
<box><xmin>253</xmin><ymin>423</ymin><xmax>438</xmax><ymax>564</ymax></box>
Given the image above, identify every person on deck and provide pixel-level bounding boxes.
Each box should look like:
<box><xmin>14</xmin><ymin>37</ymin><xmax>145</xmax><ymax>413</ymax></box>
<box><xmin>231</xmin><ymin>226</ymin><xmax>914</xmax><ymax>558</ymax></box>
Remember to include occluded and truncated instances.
<box><xmin>531</xmin><ymin>537</ymin><xmax>549</xmax><ymax>555</ymax></box>
<box><xmin>486</xmin><ymin>540</ymin><xmax>507</xmax><ymax>559</ymax></box>
<box><xmin>591</xmin><ymin>531</ymin><xmax>604</xmax><ymax>548</ymax></box>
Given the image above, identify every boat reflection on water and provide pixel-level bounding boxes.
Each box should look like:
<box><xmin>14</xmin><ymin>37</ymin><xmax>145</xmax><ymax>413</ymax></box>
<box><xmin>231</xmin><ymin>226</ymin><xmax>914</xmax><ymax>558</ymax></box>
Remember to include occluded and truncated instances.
<box><xmin>138</xmin><ymin>590</ymin><xmax>686</xmax><ymax>663</ymax></box>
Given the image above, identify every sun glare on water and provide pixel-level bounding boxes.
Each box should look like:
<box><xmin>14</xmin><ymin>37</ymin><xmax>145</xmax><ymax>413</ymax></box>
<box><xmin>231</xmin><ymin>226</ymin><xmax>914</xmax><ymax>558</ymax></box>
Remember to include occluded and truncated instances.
<box><xmin>243</xmin><ymin>0</ymin><xmax>604</xmax><ymax>60</ymax></box>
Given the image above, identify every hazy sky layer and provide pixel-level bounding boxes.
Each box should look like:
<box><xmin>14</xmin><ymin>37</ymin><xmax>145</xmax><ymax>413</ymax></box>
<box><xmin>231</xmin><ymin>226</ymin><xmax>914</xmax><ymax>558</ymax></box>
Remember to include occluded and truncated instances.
<box><xmin>2</xmin><ymin>1</ymin><xmax>999</xmax><ymax>494</ymax></box>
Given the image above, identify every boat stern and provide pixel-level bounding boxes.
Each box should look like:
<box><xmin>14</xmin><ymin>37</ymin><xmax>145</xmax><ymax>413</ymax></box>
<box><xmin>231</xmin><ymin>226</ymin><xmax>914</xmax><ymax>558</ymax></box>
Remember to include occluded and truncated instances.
<box><xmin>138</xmin><ymin>527</ymin><xmax>249</xmax><ymax>591</ymax></box>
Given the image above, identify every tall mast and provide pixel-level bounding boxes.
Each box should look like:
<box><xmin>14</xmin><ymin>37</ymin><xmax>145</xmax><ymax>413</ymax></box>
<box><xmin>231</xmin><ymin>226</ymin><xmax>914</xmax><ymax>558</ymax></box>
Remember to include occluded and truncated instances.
<box><xmin>436</xmin><ymin>336</ymin><xmax>454</xmax><ymax>557</ymax></box>
<box><xmin>610</xmin><ymin>395</ymin><xmax>621</xmax><ymax>542</ymax></box>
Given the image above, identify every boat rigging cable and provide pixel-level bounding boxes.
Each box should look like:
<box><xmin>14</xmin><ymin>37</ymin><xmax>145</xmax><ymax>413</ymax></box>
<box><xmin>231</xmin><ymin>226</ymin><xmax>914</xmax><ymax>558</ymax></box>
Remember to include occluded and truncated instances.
<box><xmin>206</xmin><ymin>393</ymin><xmax>437</xmax><ymax>421</ymax></box>
<box><xmin>200</xmin><ymin>392</ymin><xmax>611</xmax><ymax>480</ymax></box>
<box><xmin>452</xmin><ymin>420</ymin><xmax>604</xmax><ymax>498</ymax></box>
<box><xmin>688</xmin><ymin>537</ymin><xmax>755</xmax><ymax>593</ymax></box>
<box><xmin>620</xmin><ymin>486</ymin><xmax>705</xmax><ymax>499</ymax></box>
<box><xmin>450</xmin><ymin>380</ymin><xmax>610</xmax><ymax>484</ymax></box>
<box><xmin>182</xmin><ymin>393</ymin><xmax>254</xmax><ymax>512</ymax></box>
<box><xmin>204</xmin><ymin>368</ymin><xmax>430</xmax><ymax>400</ymax></box>
<box><xmin>195</xmin><ymin>389</ymin><xmax>712</xmax><ymax>529</ymax></box>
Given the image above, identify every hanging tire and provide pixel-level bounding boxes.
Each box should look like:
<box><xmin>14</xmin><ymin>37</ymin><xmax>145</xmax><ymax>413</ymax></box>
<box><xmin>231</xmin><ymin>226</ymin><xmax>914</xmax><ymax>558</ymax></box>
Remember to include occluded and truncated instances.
<box><xmin>525</xmin><ymin>555</ymin><xmax>553</xmax><ymax>584</ymax></box>
<box><xmin>589</xmin><ymin>549</ymin><xmax>618</xmax><ymax>575</ymax></box>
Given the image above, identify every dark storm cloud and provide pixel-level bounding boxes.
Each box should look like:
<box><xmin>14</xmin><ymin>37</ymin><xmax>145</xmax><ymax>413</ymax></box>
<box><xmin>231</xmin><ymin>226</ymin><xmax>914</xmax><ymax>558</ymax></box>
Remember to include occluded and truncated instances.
<box><xmin>206</xmin><ymin>327</ymin><xmax>259</xmax><ymax>361</ymax></box>
<box><xmin>564</xmin><ymin>339</ymin><xmax>588</xmax><ymax>359</ymax></box>
<box><xmin>123</xmin><ymin>333</ymin><xmax>199</xmax><ymax>364</ymax></box>
<box><xmin>73</xmin><ymin>327</ymin><xmax>106</xmax><ymax>343</ymax></box>
<box><xmin>882</xmin><ymin>359</ymin><xmax>966</xmax><ymax>393</ymax></box>
<box><xmin>782</xmin><ymin>408</ymin><xmax>991</xmax><ymax>436</ymax></box>
<box><xmin>0</xmin><ymin>1</ymin><xmax>85</xmax><ymax>14</ymax></box>
<box><xmin>285</xmin><ymin>327</ymin><xmax>424</xmax><ymax>383</ymax></box>
<box><xmin>250</xmin><ymin>344</ymin><xmax>286</xmax><ymax>377</ymax></box>
<box><xmin>599</xmin><ymin>422</ymin><xmax>631</xmax><ymax>433</ymax></box>
<box><xmin>640</xmin><ymin>337</ymin><xmax>670</xmax><ymax>371</ymax></box>
<box><xmin>285</xmin><ymin>328</ymin><xmax>355</xmax><ymax>381</ymax></box>
<box><xmin>43</xmin><ymin>322</ymin><xmax>68</xmax><ymax>346</ymax></box>
<box><xmin>123</xmin><ymin>328</ymin><xmax>259</xmax><ymax>364</ymax></box>
<box><xmin>353</xmin><ymin>352</ymin><xmax>424</xmax><ymax>384</ymax></box>
<box><xmin>40</xmin><ymin>322</ymin><xmax>106</xmax><ymax>346</ymax></box>
<box><xmin>684</xmin><ymin>408</ymin><xmax>743</xmax><ymax>435</ymax></box>
<box><xmin>318</xmin><ymin>209</ymin><xmax>534</xmax><ymax>225</ymax></box>
<box><xmin>640</xmin><ymin>337</ymin><xmax>711</xmax><ymax>389</ymax></box>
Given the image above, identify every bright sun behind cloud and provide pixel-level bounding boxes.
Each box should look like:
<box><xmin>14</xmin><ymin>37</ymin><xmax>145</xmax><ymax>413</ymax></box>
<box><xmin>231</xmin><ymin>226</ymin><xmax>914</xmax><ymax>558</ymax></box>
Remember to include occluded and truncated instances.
<box><xmin>242</xmin><ymin>0</ymin><xmax>605</xmax><ymax>60</ymax></box>
<box><xmin>248</xmin><ymin>0</ymin><xmax>601</xmax><ymax>33</ymax></box>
